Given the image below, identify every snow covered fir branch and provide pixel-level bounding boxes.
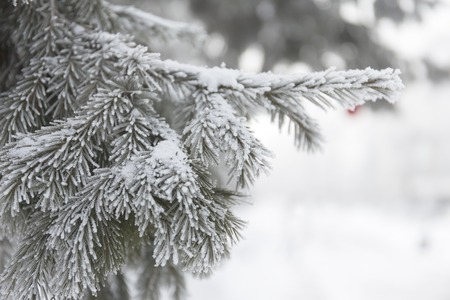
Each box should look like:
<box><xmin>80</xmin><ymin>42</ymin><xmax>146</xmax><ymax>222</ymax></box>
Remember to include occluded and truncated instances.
<box><xmin>0</xmin><ymin>0</ymin><xmax>403</xmax><ymax>299</ymax></box>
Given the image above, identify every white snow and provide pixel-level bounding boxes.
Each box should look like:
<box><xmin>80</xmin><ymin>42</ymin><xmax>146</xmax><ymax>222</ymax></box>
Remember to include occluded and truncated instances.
<box><xmin>197</xmin><ymin>67</ymin><xmax>243</xmax><ymax>92</ymax></box>
<box><xmin>186</xmin><ymin>201</ymin><xmax>450</xmax><ymax>300</ymax></box>
<box><xmin>162</xmin><ymin>60</ymin><xmax>403</xmax><ymax>108</ymax></box>
<box><xmin>120</xmin><ymin>160</ymin><xmax>137</xmax><ymax>187</ymax></box>
<box><xmin>8</xmin><ymin>137</ymin><xmax>38</xmax><ymax>158</ymax></box>
<box><xmin>163</xmin><ymin>60</ymin><xmax>244</xmax><ymax>92</ymax></box>
<box><xmin>151</xmin><ymin>140</ymin><xmax>187</xmax><ymax>165</ymax></box>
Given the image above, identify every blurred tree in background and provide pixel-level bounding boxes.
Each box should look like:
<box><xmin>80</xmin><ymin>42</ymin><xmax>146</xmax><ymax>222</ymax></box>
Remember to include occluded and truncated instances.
<box><xmin>191</xmin><ymin>0</ymin><xmax>441</xmax><ymax>72</ymax></box>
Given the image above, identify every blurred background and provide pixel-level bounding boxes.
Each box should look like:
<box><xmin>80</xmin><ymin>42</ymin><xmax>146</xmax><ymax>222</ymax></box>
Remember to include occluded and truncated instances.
<box><xmin>115</xmin><ymin>0</ymin><xmax>450</xmax><ymax>299</ymax></box>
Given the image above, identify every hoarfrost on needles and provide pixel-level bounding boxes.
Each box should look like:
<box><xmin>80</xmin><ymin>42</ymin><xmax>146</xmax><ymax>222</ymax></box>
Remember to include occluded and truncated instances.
<box><xmin>0</xmin><ymin>0</ymin><xmax>403</xmax><ymax>299</ymax></box>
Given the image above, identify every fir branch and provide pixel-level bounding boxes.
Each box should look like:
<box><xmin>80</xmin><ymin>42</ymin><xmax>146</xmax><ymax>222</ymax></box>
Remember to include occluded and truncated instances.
<box><xmin>0</xmin><ymin>83</ymin><xmax>136</xmax><ymax>216</ymax></box>
<box><xmin>65</xmin><ymin>0</ymin><xmax>118</xmax><ymax>31</ymax></box>
<box><xmin>77</xmin><ymin>30</ymin><xmax>403</xmax><ymax>153</ymax></box>
<box><xmin>0</xmin><ymin>1</ymin><xmax>404</xmax><ymax>299</ymax></box>
<box><xmin>45</xmin><ymin>44</ymin><xmax>91</xmax><ymax>119</ymax></box>
<box><xmin>73</xmin><ymin>32</ymin><xmax>403</xmax><ymax>152</ymax></box>
<box><xmin>0</xmin><ymin>212</ymin><xmax>55</xmax><ymax>300</ymax></box>
<box><xmin>47</xmin><ymin>170</ymin><xmax>127</xmax><ymax>299</ymax></box>
<box><xmin>64</xmin><ymin>0</ymin><xmax>205</xmax><ymax>49</ymax></box>
<box><xmin>109</xmin><ymin>111</ymin><xmax>178</xmax><ymax>165</ymax></box>
<box><xmin>0</xmin><ymin>59</ymin><xmax>50</xmax><ymax>146</ymax></box>
<box><xmin>154</xmin><ymin>60</ymin><xmax>404</xmax><ymax>148</ymax></box>
<box><xmin>184</xmin><ymin>91</ymin><xmax>272</xmax><ymax>188</ymax></box>
<box><xmin>42</xmin><ymin>141</ymin><xmax>239</xmax><ymax>295</ymax></box>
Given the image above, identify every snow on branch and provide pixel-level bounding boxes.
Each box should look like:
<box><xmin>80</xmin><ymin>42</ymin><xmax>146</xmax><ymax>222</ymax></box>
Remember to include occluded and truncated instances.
<box><xmin>0</xmin><ymin>212</ymin><xmax>55</xmax><ymax>299</ymax></box>
<box><xmin>184</xmin><ymin>92</ymin><xmax>272</xmax><ymax>187</ymax></box>
<box><xmin>0</xmin><ymin>85</ymin><xmax>136</xmax><ymax>217</ymax></box>
<box><xmin>82</xmin><ymin>34</ymin><xmax>402</xmax><ymax>150</ymax></box>
<box><xmin>2</xmin><ymin>139</ymin><xmax>242</xmax><ymax>297</ymax></box>
<box><xmin>154</xmin><ymin>60</ymin><xmax>403</xmax><ymax>148</ymax></box>
<box><xmin>0</xmin><ymin>1</ymin><xmax>405</xmax><ymax>298</ymax></box>
<box><xmin>46</xmin><ymin>170</ymin><xmax>128</xmax><ymax>298</ymax></box>
<box><xmin>0</xmin><ymin>59</ymin><xmax>49</xmax><ymax>146</ymax></box>
<box><xmin>158</xmin><ymin>60</ymin><xmax>403</xmax><ymax>106</ymax></box>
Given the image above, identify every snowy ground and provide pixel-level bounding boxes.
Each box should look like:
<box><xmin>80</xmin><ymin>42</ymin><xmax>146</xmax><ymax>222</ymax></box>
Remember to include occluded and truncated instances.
<box><xmin>186</xmin><ymin>204</ymin><xmax>450</xmax><ymax>300</ymax></box>
<box><xmin>182</xmin><ymin>82</ymin><xmax>450</xmax><ymax>300</ymax></box>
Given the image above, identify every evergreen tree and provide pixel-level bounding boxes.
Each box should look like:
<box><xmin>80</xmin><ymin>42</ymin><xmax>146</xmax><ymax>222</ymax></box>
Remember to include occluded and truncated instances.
<box><xmin>0</xmin><ymin>0</ymin><xmax>403</xmax><ymax>299</ymax></box>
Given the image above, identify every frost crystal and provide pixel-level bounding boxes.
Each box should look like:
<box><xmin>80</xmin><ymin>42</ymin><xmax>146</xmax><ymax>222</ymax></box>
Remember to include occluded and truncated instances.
<box><xmin>0</xmin><ymin>1</ymin><xmax>403</xmax><ymax>299</ymax></box>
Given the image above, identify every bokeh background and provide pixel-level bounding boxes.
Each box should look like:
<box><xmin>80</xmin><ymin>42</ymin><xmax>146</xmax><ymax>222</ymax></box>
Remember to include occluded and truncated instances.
<box><xmin>114</xmin><ymin>0</ymin><xmax>450</xmax><ymax>299</ymax></box>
